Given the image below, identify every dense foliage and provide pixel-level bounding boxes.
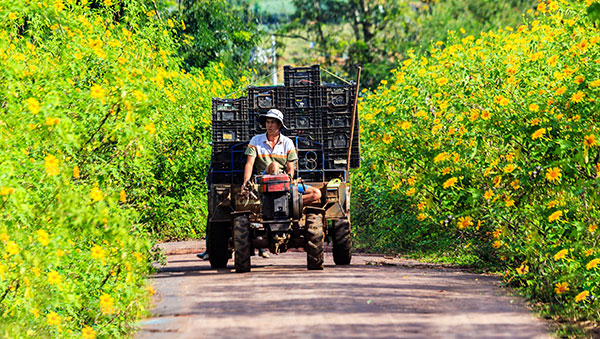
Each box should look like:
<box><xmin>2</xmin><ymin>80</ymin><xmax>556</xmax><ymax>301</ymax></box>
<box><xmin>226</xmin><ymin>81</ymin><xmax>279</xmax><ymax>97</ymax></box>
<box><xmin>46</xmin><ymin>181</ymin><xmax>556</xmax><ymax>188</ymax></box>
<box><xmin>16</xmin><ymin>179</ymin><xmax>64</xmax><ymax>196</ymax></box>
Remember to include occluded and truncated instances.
<box><xmin>0</xmin><ymin>0</ymin><xmax>234</xmax><ymax>336</ymax></box>
<box><xmin>280</xmin><ymin>0</ymin><xmax>536</xmax><ymax>88</ymax></box>
<box><xmin>171</xmin><ymin>0</ymin><xmax>261</xmax><ymax>79</ymax></box>
<box><xmin>355</xmin><ymin>0</ymin><xmax>600</xmax><ymax>328</ymax></box>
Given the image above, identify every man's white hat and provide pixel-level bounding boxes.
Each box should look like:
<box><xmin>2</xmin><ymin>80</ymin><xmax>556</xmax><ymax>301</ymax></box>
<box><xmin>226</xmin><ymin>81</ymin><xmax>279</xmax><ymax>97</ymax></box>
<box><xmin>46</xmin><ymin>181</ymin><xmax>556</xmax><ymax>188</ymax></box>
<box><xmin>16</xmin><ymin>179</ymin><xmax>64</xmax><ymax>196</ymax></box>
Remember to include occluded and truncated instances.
<box><xmin>259</xmin><ymin>108</ymin><xmax>287</xmax><ymax>129</ymax></box>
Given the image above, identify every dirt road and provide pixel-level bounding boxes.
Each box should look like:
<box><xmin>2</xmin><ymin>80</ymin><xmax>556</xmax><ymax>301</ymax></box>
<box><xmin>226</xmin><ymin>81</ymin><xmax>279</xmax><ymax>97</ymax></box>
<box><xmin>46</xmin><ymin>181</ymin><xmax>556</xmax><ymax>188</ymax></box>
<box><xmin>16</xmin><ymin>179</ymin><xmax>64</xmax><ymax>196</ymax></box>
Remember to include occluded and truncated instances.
<box><xmin>138</xmin><ymin>247</ymin><xmax>551</xmax><ymax>338</ymax></box>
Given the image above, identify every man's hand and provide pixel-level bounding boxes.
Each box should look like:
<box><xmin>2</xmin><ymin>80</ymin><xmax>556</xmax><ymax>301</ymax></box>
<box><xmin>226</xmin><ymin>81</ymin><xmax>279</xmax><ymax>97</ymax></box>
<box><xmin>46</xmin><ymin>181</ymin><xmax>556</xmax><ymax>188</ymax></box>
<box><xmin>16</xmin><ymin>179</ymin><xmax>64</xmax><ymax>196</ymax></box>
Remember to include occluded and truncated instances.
<box><xmin>241</xmin><ymin>181</ymin><xmax>249</xmax><ymax>196</ymax></box>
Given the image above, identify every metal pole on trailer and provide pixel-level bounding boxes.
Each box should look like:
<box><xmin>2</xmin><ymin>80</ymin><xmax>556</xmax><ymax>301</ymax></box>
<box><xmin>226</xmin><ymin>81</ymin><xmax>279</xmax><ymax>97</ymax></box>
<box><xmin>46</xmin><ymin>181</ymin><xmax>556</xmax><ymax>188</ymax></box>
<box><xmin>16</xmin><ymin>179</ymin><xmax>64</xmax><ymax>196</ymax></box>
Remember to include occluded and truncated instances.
<box><xmin>271</xmin><ymin>35</ymin><xmax>277</xmax><ymax>85</ymax></box>
<box><xmin>346</xmin><ymin>66</ymin><xmax>362</xmax><ymax>181</ymax></box>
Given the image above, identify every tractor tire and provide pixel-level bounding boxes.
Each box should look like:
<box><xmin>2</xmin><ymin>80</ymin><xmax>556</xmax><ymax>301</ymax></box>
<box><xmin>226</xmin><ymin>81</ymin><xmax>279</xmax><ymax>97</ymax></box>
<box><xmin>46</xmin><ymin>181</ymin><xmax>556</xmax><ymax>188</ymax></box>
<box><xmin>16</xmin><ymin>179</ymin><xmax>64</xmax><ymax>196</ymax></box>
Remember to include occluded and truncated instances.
<box><xmin>305</xmin><ymin>213</ymin><xmax>324</xmax><ymax>270</ymax></box>
<box><xmin>207</xmin><ymin>221</ymin><xmax>231</xmax><ymax>269</ymax></box>
<box><xmin>332</xmin><ymin>219</ymin><xmax>352</xmax><ymax>265</ymax></box>
<box><xmin>234</xmin><ymin>215</ymin><xmax>251</xmax><ymax>273</ymax></box>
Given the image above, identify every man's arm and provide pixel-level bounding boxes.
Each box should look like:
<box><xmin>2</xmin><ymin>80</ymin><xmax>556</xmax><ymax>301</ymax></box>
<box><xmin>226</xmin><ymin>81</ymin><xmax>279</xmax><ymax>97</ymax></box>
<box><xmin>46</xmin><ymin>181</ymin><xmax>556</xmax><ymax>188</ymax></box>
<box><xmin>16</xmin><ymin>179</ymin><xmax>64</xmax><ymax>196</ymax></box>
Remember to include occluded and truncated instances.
<box><xmin>242</xmin><ymin>155</ymin><xmax>256</xmax><ymax>191</ymax></box>
<box><xmin>286</xmin><ymin>161</ymin><xmax>295</xmax><ymax>178</ymax></box>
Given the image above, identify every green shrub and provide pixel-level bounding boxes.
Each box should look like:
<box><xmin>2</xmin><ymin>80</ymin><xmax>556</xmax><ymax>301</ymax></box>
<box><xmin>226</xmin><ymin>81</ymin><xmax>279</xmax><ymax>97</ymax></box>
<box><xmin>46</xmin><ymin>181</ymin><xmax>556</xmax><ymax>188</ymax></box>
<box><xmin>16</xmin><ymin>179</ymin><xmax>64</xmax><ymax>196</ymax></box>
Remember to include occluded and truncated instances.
<box><xmin>0</xmin><ymin>0</ymin><xmax>237</xmax><ymax>336</ymax></box>
<box><xmin>356</xmin><ymin>0</ymin><xmax>600</xmax><ymax>325</ymax></box>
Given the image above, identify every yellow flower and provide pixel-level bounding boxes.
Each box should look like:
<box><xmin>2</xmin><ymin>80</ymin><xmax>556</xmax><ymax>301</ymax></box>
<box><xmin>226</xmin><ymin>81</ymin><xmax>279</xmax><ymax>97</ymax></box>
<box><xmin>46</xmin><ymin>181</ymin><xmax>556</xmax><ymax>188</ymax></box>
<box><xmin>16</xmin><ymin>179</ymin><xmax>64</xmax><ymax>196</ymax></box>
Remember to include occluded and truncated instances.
<box><xmin>8</xmin><ymin>12</ymin><xmax>17</xmax><ymax>20</ymax></box>
<box><xmin>6</xmin><ymin>241</ymin><xmax>19</xmax><ymax>255</ymax></box>
<box><xmin>585</xmin><ymin>249</ymin><xmax>595</xmax><ymax>257</ymax></box>
<box><xmin>443</xmin><ymin>177</ymin><xmax>457</xmax><ymax>189</ymax></box>
<box><xmin>504</xmin><ymin>197</ymin><xmax>515</xmax><ymax>207</ymax></box>
<box><xmin>584</xmin><ymin>134</ymin><xmax>597</xmax><ymax>148</ymax></box>
<box><xmin>493</xmin><ymin>175</ymin><xmax>502</xmax><ymax>187</ymax></box>
<box><xmin>436</xmin><ymin>77</ymin><xmax>449</xmax><ymax>86</ymax></box>
<box><xmin>99</xmin><ymin>293</ymin><xmax>115</xmax><ymax>315</ymax></box>
<box><xmin>91</xmin><ymin>245</ymin><xmax>106</xmax><ymax>260</ymax></box>
<box><xmin>145</xmin><ymin>123</ymin><xmax>156</xmax><ymax>135</ymax></box>
<box><xmin>47</xmin><ymin>270</ymin><xmax>62</xmax><ymax>285</ymax></box>
<box><xmin>575</xmin><ymin>291</ymin><xmax>590</xmax><ymax>303</ymax></box>
<box><xmin>406</xmin><ymin>188</ymin><xmax>416</xmax><ymax>196</ymax></box>
<box><xmin>90</xmin><ymin>85</ymin><xmax>106</xmax><ymax>99</ymax></box>
<box><xmin>73</xmin><ymin>165</ymin><xmax>80</xmax><ymax>178</ymax></box>
<box><xmin>400</xmin><ymin>121</ymin><xmax>412</xmax><ymax>130</ymax></box>
<box><xmin>457</xmin><ymin>216</ymin><xmax>473</xmax><ymax>230</ymax></box>
<box><xmin>590</xmin><ymin>79</ymin><xmax>600</xmax><ymax>87</ymax></box>
<box><xmin>37</xmin><ymin>230</ymin><xmax>50</xmax><ymax>246</ymax></box>
<box><xmin>531</xmin><ymin>128</ymin><xmax>546</xmax><ymax>140</ymax></box>
<box><xmin>45</xmin><ymin>117</ymin><xmax>60</xmax><ymax>126</ymax></box>
<box><xmin>82</xmin><ymin>326</ymin><xmax>97</xmax><ymax>339</ymax></box>
<box><xmin>586</xmin><ymin>258</ymin><xmax>599</xmax><ymax>270</ymax></box>
<box><xmin>382</xmin><ymin>134</ymin><xmax>392</xmax><ymax>144</ymax></box>
<box><xmin>554</xmin><ymin>282</ymin><xmax>569</xmax><ymax>294</ymax></box>
<box><xmin>25</xmin><ymin>97</ymin><xmax>41</xmax><ymax>115</ymax></box>
<box><xmin>434</xmin><ymin>152</ymin><xmax>449</xmax><ymax>163</ymax></box>
<box><xmin>44</xmin><ymin>154</ymin><xmax>60</xmax><ymax>176</ymax></box>
<box><xmin>481</xmin><ymin>111</ymin><xmax>491</xmax><ymax>120</ymax></box>
<box><xmin>554</xmin><ymin>248</ymin><xmax>568</xmax><ymax>260</ymax></box>
<box><xmin>104</xmin><ymin>0</ymin><xmax>113</xmax><ymax>5</ymax></box>
<box><xmin>555</xmin><ymin>86</ymin><xmax>566</xmax><ymax>95</ymax></box>
<box><xmin>54</xmin><ymin>0</ymin><xmax>64</xmax><ymax>11</ymax></box>
<box><xmin>494</xmin><ymin>96</ymin><xmax>510</xmax><ymax>106</ymax></box>
<box><xmin>504</xmin><ymin>163</ymin><xmax>516</xmax><ymax>173</ymax></box>
<box><xmin>547</xmin><ymin>55</ymin><xmax>558</xmax><ymax>67</ymax></box>
<box><xmin>0</xmin><ymin>187</ymin><xmax>15</xmax><ymax>196</ymax></box>
<box><xmin>90</xmin><ymin>187</ymin><xmax>103</xmax><ymax>202</ymax></box>
<box><xmin>492</xmin><ymin>240</ymin><xmax>502</xmax><ymax>249</ymax></box>
<box><xmin>570</xmin><ymin>91</ymin><xmax>585</xmax><ymax>103</ymax></box>
<box><xmin>516</xmin><ymin>264</ymin><xmax>529</xmax><ymax>275</ymax></box>
<box><xmin>545</xmin><ymin>167</ymin><xmax>561</xmax><ymax>183</ymax></box>
<box><xmin>528</xmin><ymin>103</ymin><xmax>539</xmax><ymax>112</ymax></box>
<box><xmin>120</xmin><ymin>190</ymin><xmax>126</xmax><ymax>203</ymax></box>
<box><xmin>548</xmin><ymin>210</ymin><xmax>563</xmax><ymax>222</ymax></box>
<box><xmin>589</xmin><ymin>223</ymin><xmax>598</xmax><ymax>234</ymax></box>
<box><xmin>46</xmin><ymin>311</ymin><xmax>61</xmax><ymax>326</ymax></box>
<box><xmin>484</xmin><ymin>190</ymin><xmax>494</xmax><ymax>200</ymax></box>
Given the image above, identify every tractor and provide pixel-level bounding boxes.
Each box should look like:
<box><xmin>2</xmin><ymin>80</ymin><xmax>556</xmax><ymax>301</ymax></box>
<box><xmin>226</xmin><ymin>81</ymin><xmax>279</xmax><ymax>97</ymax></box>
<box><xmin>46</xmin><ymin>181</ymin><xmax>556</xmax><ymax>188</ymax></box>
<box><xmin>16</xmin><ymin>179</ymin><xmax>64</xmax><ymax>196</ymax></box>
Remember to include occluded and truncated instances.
<box><xmin>206</xmin><ymin>65</ymin><xmax>360</xmax><ymax>272</ymax></box>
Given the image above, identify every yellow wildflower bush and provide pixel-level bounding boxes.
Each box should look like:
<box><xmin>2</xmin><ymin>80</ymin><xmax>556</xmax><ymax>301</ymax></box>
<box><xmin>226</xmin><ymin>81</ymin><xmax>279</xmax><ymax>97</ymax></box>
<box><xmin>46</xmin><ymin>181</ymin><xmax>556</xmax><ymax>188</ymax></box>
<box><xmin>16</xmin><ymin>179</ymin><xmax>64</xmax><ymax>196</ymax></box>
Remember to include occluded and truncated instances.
<box><xmin>0</xmin><ymin>0</ymin><xmax>234</xmax><ymax>337</ymax></box>
<box><xmin>356</xmin><ymin>0</ymin><xmax>600</xmax><ymax>324</ymax></box>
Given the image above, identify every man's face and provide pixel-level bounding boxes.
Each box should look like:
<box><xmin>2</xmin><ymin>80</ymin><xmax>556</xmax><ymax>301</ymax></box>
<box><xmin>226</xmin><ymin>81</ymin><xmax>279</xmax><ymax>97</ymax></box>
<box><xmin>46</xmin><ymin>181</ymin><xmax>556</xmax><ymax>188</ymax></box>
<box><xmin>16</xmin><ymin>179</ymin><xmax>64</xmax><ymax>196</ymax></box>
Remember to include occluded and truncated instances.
<box><xmin>265</xmin><ymin>118</ymin><xmax>281</xmax><ymax>134</ymax></box>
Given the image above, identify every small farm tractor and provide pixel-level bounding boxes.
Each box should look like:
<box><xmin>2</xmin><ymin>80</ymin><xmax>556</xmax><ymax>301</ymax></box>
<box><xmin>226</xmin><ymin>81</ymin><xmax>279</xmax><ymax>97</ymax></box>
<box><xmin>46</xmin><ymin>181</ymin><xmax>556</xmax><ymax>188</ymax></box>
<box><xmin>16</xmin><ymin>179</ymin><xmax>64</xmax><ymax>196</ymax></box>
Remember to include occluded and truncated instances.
<box><xmin>206</xmin><ymin>65</ymin><xmax>360</xmax><ymax>272</ymax></box>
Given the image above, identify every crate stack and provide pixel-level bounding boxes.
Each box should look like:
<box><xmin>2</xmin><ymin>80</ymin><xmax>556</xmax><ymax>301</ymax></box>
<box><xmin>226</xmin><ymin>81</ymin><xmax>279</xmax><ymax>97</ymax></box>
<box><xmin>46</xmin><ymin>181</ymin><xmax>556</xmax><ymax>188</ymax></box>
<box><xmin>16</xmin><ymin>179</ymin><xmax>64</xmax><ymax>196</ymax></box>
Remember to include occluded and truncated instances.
<box><xmin>210</xmin><ymin>65</ymin><xmax>360</xmax><ymax>184</ymax></box>
<box><xmin>211</xmin><ymin>98</ymin><xmax>249</xmax><ymax>183</ymax></box>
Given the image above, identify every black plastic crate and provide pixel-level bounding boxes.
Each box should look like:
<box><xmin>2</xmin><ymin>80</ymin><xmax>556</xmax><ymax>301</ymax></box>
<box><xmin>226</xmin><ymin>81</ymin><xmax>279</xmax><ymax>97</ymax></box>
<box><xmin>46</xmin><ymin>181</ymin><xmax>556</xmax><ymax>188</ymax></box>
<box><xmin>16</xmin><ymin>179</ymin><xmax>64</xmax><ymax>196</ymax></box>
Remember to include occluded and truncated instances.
<box><xmin>286</xmin><ymin>128</ymin><xmax>324</xmax><ymax>144</ymax></box>
<box><xmin>298</xmin><ymin>170</ymin><xmax>324</xmax><ymax>183</ymax></box>
<box><xmin>212</xmin><ymin>122</ymin><xmax>248</xmax><ymax>143</ymax></box>
<box><xmin>322</xmin><ymin>84</ymin><xmax>356</xmax><ymax>108</ymax></box>
<box><xmin>284</xmin><ymin>65</ymin><xmax>321</xmax><ymax>87</ymax></box>
<box><xmin>247</xmin><ymin>86</ymin><xmax>285</xmax><ymax>110</ymax></box>
<box><xmin>248</xmin><ymin>112</ymin><xmax>266</xmax><ymax>134</ymax></box>
<box><xmin>284</xmin><ymin>86</ymin><xmax>323</xmax><ymax>108</ymax></box>
<box><xmin>323</xmin><ymin>108</ymin><xmax>354</xmax><ymax>128</ymax></box>
<box><xmin>212</xmin><ymin>97</ymin><xmax>248</xmax><ymax>122</ymax></box>
<box><xmin>285</xmin><ymin>107</ymin><xmax>324</xmax><ymax>130</ymax></box>
<box><xmin>324</xmin><ymin>149</ymin><xmax>360</xmax><ymax>169</ymax></box>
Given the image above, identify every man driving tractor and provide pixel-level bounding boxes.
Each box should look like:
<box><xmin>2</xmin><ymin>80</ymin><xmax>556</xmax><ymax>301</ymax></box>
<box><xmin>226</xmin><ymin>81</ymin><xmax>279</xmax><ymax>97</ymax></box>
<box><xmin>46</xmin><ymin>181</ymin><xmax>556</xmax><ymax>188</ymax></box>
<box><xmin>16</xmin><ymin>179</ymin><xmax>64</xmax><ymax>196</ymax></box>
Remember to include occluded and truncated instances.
<box><xmin>241</xmin><ymin>108</ymin><xmax>322</xmax><ymax>205</ymax></box>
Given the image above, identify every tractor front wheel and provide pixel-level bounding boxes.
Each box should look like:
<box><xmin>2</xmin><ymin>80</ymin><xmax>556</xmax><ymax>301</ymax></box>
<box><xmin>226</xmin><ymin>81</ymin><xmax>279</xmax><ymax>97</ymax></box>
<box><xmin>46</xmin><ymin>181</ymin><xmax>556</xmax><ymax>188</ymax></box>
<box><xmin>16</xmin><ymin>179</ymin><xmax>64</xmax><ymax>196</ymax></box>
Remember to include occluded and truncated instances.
<box><xmin>305</xmin><ymin>213</ymin><xmax>324</xmax><ymax>270</ymax></box>
<box><xmin>234</xmin><ymin>215</ymin><xmax>251</xmax><ymax>273</ymax></box>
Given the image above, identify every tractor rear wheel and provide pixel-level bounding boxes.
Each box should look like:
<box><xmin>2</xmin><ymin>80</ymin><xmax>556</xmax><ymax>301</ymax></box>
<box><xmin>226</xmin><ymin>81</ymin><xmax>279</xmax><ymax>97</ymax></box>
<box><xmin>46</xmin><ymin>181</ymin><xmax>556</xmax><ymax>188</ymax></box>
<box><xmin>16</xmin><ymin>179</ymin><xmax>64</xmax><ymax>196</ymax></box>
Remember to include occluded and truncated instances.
<box><xmin>234</xmin><ymin>215</ymin><xmax>251</xmax><ymax>273</ymax></box>
<box><xmin>332</xmin><ymin>219</ymin><xmax>352</xmax><ymax>265</ymax></box>
<box><xmin>207</xmin><ymin>221</ymin><xmax>230</xmax><ymax>269</ymax></box>
<box><xmin>305</xmin><ymin>213</ymin><xmax>324</xmax><ymax>270</ymax></box>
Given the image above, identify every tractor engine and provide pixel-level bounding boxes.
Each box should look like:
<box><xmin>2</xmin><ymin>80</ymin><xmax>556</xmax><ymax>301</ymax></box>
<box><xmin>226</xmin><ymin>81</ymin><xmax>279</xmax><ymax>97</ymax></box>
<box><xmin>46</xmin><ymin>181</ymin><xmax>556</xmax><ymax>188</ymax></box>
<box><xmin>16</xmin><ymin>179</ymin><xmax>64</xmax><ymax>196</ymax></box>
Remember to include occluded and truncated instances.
<box><xmin>258</xmin><ymin>174</ymin><xmax>302</xmax><ymax>253</ymax></box>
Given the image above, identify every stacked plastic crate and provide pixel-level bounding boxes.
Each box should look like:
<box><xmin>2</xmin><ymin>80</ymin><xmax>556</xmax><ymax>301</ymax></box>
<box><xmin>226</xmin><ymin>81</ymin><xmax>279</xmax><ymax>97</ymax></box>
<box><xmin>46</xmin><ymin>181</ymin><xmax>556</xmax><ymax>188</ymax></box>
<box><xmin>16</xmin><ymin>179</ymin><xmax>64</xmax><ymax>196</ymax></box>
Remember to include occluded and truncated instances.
<box><xmin>210</xmin><ymin>98</ymin><xmax>249</xmax><ymax>183</ymax></box>
<box><xmin>210</xmin><ymin>65</ymin><xmax>360</xmax><ymax>184</ymax></box>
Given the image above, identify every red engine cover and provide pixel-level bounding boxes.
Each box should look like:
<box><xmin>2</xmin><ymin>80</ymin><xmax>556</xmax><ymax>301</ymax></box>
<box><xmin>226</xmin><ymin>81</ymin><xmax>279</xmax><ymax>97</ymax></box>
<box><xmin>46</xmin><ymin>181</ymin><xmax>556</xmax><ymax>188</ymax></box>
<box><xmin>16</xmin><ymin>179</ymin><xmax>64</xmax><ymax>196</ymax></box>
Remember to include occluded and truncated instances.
<box><xmin>260</xmin><ymin>174</ymin><xmax>291</xmax><ymax>193</ymax></box>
